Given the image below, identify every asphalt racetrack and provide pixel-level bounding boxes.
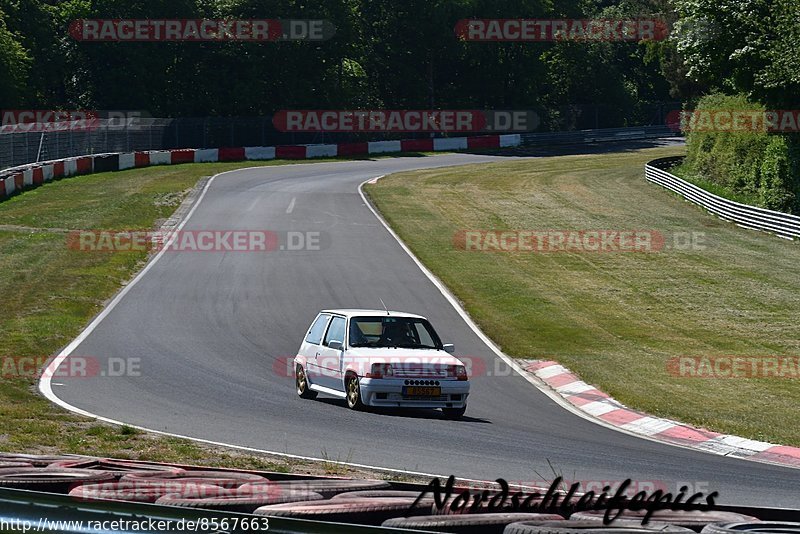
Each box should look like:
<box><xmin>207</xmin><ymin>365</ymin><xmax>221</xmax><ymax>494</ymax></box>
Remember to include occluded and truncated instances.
<box><xmin>49</xmin><ymin>150</ymin><xmax>800</xmax><ymax>507</ymax></box>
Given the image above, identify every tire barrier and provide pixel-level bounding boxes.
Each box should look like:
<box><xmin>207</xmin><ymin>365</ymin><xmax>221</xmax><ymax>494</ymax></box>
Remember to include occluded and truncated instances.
<box><xmin>570</xmin><ymin>510</ymin><xmax>759</xmax><ymax>532</ymax></box>
<box><xmin>253</xmin><ymin>496</ymin><xmax>431</xmax><ymax>525</ymax></box>
<box><xmin>69</xmin><ymin>480</ymin><xmax>225</xmax><ymax>504</ymax></box>
<box><xmin>240</xmin><ymin>478</ymin><xmax>391</xmax><ymax>499</ymax></box>
<box><xmin>0</xmin><ymin>453</ymin><xmax>91</xmax><ymax>467</ymax></box>
<box><xmin>0</xmin><ymin>467</ymin><xmax>115</xmax><ymax>493</ymax></box>
<box><xmin>0</xmin><ymin>461</ymin><xmax>33</xmax><ymax>468</ymax></box>
<box><xmin>155</xmin><ymin>488</ymin><xmax>324</xmax><ymax>513</ymax></box>
<box><xmin>383</xmin><ymin>513</ymin><xmax>565</xmax><ymax>534</ymax></box>
<box><xmin>502</xmin><ymin>519</ymin><xmax>696</xmax><ymax>533</ymax></box>
<box><xmin>48</xmin><ymin>458</ymin><xmax>186</xmax><ymax>479</ymax></box>
<box><xmin>700</xmin><ymin>522</ymin><xmax>800</xmax><ymax>534</ymax></box>
<box><xmin>0</xmin><ymin>455</ymin><xmax>794</xmax><ymax>532</ymax></box>
<box><xmin>121</xmin><ymin>469</ymin><xmax>267</xmax><ymax>489</ymax></box>
<box><xmin>332</xmin><ymin>489</ymin><xmax>434</xmax><ymax>500</ymax></box>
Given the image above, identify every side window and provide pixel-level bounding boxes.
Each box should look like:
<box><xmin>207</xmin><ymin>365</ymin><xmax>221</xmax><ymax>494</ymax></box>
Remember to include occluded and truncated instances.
<box><xmin>323</xmin><ymin>316</ymin><xmax>346</xmax><ymax>347</ymax></box>
<box><xmin>305</xmin><ymin>314</ymin><xmax>331</xmax><ymax>345</ymax></box>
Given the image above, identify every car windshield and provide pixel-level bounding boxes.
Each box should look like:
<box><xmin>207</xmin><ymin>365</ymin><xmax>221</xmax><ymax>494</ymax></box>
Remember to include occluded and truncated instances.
<box><xmin>349</xmin><ymin>316</ymin><xmax>442</xmax><ymax>349</ymax></box>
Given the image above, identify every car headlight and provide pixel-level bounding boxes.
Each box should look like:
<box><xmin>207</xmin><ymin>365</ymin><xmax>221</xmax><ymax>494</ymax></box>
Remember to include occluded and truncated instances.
<box><xmin>367</xmin><ymin>363</ymin><xmax>393</xmax><ymax>379</ymax></box>
<box><xmin>447</xmin><ymin>364</ymin><xmax>468</xmax><ymax>381</ymax></box>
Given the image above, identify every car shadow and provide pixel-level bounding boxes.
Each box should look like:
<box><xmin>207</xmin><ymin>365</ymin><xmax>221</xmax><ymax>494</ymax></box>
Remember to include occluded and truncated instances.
<box><xmin>311</xmin><ymin>397</ymin><xmax>491</xmax><ymax>423</ymax></box>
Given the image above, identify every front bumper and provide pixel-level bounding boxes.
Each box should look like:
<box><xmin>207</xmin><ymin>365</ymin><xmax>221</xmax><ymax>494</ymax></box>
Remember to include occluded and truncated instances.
<box><xmin>359</xmin><ymin>377</ymin><xmax>470</xmax><ymax>408</ymax></box>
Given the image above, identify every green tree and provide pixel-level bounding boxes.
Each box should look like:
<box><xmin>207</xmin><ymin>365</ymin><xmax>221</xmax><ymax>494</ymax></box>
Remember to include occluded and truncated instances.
<box><xmin>0</xmin><ymin>6</ymin><xmax>30</xmax><ymax>107</ymax></box>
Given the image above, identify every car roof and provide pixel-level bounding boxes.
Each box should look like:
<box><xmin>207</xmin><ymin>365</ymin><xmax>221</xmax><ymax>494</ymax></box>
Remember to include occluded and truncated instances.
<box><xmin>321</xmin><ymin>309</ymin><xmax>427</xmax><ymax>319</ymax></box>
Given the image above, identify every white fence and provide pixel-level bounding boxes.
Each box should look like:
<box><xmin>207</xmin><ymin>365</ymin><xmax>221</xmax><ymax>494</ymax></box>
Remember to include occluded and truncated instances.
<box><xmin>645</xmin><ymin>157</ymin><xmax>800</xmax><ymax>240</ymax></box>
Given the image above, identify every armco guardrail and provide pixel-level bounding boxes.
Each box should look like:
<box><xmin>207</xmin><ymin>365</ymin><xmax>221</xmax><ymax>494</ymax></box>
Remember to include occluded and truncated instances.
<box><xmin>646</xmin><ymin>157</ymin><xmax>800</xmax><ymax>240</ymax></box>
<box><xmin>522</xmin><ymin>125</ymin><xmax>674</xmax><ymax>146</ymax></box>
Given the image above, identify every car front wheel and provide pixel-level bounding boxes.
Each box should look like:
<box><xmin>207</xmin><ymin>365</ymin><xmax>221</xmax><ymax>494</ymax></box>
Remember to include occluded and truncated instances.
<box><xmin>296</xmin><ymin>364</ymin><xmax>317</xmax><ymax>399</ymax></box>
<box><xmin>346</xmin><ymin>374</ymin><xmax>365</xmax><ymax>410</ymax></box>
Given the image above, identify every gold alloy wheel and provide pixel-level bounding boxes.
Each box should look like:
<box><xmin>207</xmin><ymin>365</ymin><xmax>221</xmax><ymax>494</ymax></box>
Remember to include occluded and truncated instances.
<box><xmin>346</xmin><ymin>375</ymin><xmax>363</xmax><ymax>409</ymax></box>
<box><xmin>296</xmin><ymin>364</ymin><xmax>317</xmax><ymax>399</ymax></box>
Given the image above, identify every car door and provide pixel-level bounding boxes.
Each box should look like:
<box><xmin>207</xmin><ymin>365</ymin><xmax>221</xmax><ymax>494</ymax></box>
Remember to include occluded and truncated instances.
<box><xmin>317</xmin><ymin>315</ymin><xmax>346</xmax><ymax>390</ymax></box>
<box><xmin>302</xmin><ymin>313</ymin><xmax>331</xmax><ymax>384</ymax></box>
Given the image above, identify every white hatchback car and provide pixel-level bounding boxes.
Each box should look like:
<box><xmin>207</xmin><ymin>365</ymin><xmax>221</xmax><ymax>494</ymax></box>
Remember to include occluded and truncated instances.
<box><xmin>294</xmin><ymin>309</ymin><xmax>470</xmax><ymax>419</ymax></box>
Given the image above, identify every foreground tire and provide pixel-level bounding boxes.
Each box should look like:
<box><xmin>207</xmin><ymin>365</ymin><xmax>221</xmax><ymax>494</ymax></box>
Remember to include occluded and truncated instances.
<box><xmin>442</xmin><ymin>405</ymin><xmax>467</xmax><ymax>420</ymax></box>
<box><xmin>346</xmin><ymin>374</ymin><xmax>365</xmax><ymax>410</ymax></box>
<box><xmin>0</xmin><ymin>453</ymin><xmax>90</xmax><ymax>467</ymax></box>
<box><xmin>49</xmin><ymin>458</ymin><xmax>185</xmax><ymax>479</ymax></box>
<box><xmin>0</xmin><ymin>461</ymin><xmax>33</xmax><ymax>468</ymax></box>
<box><xmin>332</xmin><ymin>489</ymin><xmax>433</xmax><ymax>500</ymax></box>
<box><xmin>296</xmin><ymin>364</ymin><xmax>317</xmax><ymax>399</ymax></box>
<box><xmin>701</xmin><ymin>522</ymin><xmax>800</xmax><ymax>534</ymax></box>
<box><xmin>70</xmin><ymin>481</ymin><xmax>225</xmax><ymax>504</ymax></box>
<box><xmin>254</xmin><ymin>497</ymin><xmax>428</xmax><ymax>525</ymax></box>
<box><xmin>503</xmin><ymin>520</ymin><xmax>695</xmax><ymax>533</ymax></box>
<box><xmin>241</xmin><ymin>479</ymin><xmax>390</xmax><ymax>499</ymax></box>
<box><xmin>0</xmin><ymin>467</ymin><xmax>115</xmax><ymax>493</ymax></box>
<box><xmin>156</xmin><ymin>488</ymin><xmax>323</xmax><ymax>513</ymax></box>
<box><xmin>570</xmin><ymin>510</ymin><xmax>759</xmax><ymax>531</ymax></box>
<box><xmin>384</xmin><ymin>513</ymin><xmax>564</xmax><ymax>534</ymax></box>
<box><xmin>122</xmin><ymin>469</ymin><xmax>267</xmax><ymax>489</ymax></box>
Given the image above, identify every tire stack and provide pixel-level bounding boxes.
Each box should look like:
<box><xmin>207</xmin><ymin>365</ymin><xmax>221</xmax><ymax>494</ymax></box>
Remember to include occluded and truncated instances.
<box><xmin>0</xmin><ymin>455</ymin><xmax>797</xmax><ymax>533</ymax></box>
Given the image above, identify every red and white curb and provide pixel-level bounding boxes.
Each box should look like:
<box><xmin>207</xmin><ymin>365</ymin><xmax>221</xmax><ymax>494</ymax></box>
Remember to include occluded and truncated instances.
<box><xmin>520</xmin><ymin>359</ymin><xmax>800</xmax><ymax>469</ymax></box>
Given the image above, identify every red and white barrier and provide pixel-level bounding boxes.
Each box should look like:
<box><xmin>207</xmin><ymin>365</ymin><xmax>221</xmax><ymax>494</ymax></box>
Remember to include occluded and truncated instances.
<box><xmin>194</xmin><ymin>149</ymin><xmax>218</xmax><ymax>163</ymax></box>
<box><xmin>65</xmin><ymin>158</ymin><xmax>78</xmax><ymax>176</ymax></box>
<box><xmin>433</xmin><ymin>137</ymin><xmax>469</xmax><ymax>151</ymax></box>
<box><xmin>0</xmin><ymin>134</ymin><xmax>521</xmax><ymax>201</ymax></box>
<box><xmin>119</xmin><ymin>153</ymin><xmax>136</xmax><ymax>170</ymax></box>
<box><xmin>4</xmin><ymin>176</ymin><xmax>14</xmax><ymax>197</ymax></box>
<box><xmin>500</xmin><ymin>133</ymin><xmax>521</xmax><ymax>147</ymax></box>
<box><xmin>368</xmin><ymin>140</ymin><xmax>403</xmax><ymax>154</ymax></box>
<box><xmin>244</xmin><ymin>146</ymin><xmax>276</xmax><ymax>160</ymax></box>
<box><xmin>42</xmin><ymin>164</ymin><xmax>54</xmax><ymax>182</ymax></box>
<box><xmin>305</xmin><ymin>144</ymin><xmax>338</xmax><ymax>158</ymax></box>
<box><xmin>149</xmin><ymin>151</ymin><xmax>172</xmax><ymax>165</ymax></box>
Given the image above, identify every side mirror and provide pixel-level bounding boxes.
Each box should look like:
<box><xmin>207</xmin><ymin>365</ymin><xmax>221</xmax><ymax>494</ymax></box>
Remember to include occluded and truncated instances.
<box><xmin>442</xmin><ymin>343</ymin><xmax>455</xmax><ymax>353</ymax></box>
<box><xmin>328</xmin><ymin>340</ymin><xmax>343</xmax><ymax>351</ymax></box>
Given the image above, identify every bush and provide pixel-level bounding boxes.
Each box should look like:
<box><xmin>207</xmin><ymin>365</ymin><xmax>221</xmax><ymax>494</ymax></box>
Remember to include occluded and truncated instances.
<box><xmin>683</xmin><ymin>93</ymin><xmax>800</xmax><ymax>213</ymax></box>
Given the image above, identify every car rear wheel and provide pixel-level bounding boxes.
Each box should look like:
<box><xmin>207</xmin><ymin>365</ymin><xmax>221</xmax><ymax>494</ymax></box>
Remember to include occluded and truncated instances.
<box><xmin>296</xmin><ymin>364</ymin><xmax>317</xmax><ymax>399</ymax></box>
<box><xmin>346</xmin><ymin>374</ymin><xmax>365</xmax><ymax>410</ymax></box>
<box><xmin>442</xmin><ymin>405</ymin><xmax>466</xmax><ymax>420</ymax></box>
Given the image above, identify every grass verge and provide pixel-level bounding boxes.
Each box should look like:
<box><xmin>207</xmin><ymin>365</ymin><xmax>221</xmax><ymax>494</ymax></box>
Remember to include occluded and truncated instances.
<box><xmin>364</xmin><ymin>145</ymin><xmax>800</xmax><ymax>446</ymax></box>
<box><xmin>671</xmin><ymin>162</ymin><xmax>763</xmax><ymax>207</ymax></box>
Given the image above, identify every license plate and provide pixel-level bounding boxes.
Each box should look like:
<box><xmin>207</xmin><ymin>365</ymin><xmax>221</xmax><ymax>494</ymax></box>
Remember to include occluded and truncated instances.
<box><xmin>402</xmin><ymin>386</ymin><xmax>441</xmax><ymax>397</ymax></box>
